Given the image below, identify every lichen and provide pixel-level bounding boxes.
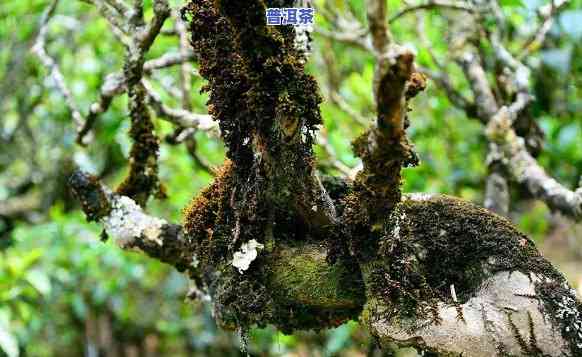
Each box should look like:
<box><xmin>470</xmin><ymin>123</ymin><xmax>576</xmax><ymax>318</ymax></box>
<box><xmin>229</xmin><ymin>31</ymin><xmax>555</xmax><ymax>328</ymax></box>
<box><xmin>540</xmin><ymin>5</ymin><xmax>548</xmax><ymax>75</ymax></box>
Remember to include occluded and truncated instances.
<box><xmin>232</xmin><ymin>239</ymin><xmax>264</xmax><ymax>273</ymax></box>
<box><xmin>536</xmin><ymin>280</ymin><xmax>582</xmax><ymax>356</ymax></box>
<box><xmin>102</xmin><ymin>195</ymin><xmax>166</xmax><ymax>247</ymax></box>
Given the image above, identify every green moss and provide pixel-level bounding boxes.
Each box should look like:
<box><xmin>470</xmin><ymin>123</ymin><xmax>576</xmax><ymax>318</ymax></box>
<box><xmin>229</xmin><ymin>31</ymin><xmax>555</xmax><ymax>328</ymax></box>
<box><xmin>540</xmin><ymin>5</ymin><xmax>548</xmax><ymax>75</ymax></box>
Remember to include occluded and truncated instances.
<box><xmin>267</xmin><ymin>242</ymin><xmax>365</xmax><ymax>309</ymax></box>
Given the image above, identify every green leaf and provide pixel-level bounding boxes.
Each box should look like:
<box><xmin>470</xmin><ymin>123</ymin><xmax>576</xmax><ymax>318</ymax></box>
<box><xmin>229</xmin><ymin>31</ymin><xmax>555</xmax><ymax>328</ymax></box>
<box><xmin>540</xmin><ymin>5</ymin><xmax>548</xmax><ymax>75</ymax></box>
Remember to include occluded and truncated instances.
<box><xmin>499</xmin><ymin>0</ymin><xmax>524</xmax><ymax>7</ymax></box>
<box><xmin>25</xmin><ymin>270</ymin><xmax>51</xmax><ymax>297</ymax></box>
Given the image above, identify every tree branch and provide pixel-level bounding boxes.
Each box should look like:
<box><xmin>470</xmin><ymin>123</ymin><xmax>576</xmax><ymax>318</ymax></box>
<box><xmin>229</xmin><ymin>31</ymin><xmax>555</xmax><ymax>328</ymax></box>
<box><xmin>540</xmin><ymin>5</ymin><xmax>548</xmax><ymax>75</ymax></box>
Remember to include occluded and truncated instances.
<box><xmin>350</xmin><ymin>0</ymin><xmax>425</xmax><ymax>219</ymax></box>
<box><xmin>32</xmin><ymin>0</ymin><xmax>84</xmax><ymax>131</ymax></box>
<box><xmin>518</xmin><ymin>0</ymin><xmax>570</xmax><ymax>60</ymax></box>
<box><xmin>487</xmin><ymin>108</ymin><xmax>582</xmax><ymax>220</ymax></box>
<box><xmin>68</xmin><ymin>170</ymin><xmax>194</xmax><ymax>270</ymax></box>
<box><xmin>389</xmin><ymin>0</ymin><xmax>474</xmax><ymax>24</ymax></box>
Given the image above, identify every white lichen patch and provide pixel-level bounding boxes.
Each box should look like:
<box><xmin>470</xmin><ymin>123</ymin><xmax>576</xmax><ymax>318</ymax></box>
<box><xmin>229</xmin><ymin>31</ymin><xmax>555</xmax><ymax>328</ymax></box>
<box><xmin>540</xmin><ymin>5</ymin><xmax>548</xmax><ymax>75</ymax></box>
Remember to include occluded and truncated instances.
<box><xmin>404</xmin><ymin>192</ymin><xmax>436</xmax><ymax>202</ymax></box>
<box><xmin>232</xmin><ymin>239</ymin><xmax>264</xmax><ymax>274</ymax></box>
<box><xmin>101</xmin><ymin>195</ymin><xmax>166</xmax><ymax>248</ymax></box>
<box><xmin>554</xmin><ymin>293</ymin><xmax>582</xmax><ymax>350</ymax></box>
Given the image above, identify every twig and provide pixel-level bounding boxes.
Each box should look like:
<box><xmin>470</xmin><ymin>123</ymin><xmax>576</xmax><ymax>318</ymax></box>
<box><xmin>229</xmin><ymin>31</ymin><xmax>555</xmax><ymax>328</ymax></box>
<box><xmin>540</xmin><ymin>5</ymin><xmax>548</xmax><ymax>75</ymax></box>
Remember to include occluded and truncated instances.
<box><xmin>143</xmin><ymin>80</ymin><xmax>216</xmax><ymax>131</ymax></box>
<box><xmin>317</xmin><ymin>131</ymin><xmax>352</xmax><ymax>177</ymax></box>
<box><xmin>32</xmin><ymin>0</ymin><xmax>84</xmax><ymax>131</ymax></box>
<box><xmin>139</xmin><ymin>0</ymin><xmax>170</xmax><ymax>51</ymax></box>
<box><xmin>458</xmin><ymin>52</ymin><xmax>498</xmax><ymax>121</ymax></box>
<box><xmin>518</xmin><ymin>0</ymin><xmax>570</xmax><ymax>60</ymax></box>
<box><xmin>389</xmin><ymin>0</ymin><xmax>474</xmax><ymax>24</ymax></box>
<box><xmin>76</xmin><ymin>51</ymin><xmax>197</xmax><ymax>143</ymax></box>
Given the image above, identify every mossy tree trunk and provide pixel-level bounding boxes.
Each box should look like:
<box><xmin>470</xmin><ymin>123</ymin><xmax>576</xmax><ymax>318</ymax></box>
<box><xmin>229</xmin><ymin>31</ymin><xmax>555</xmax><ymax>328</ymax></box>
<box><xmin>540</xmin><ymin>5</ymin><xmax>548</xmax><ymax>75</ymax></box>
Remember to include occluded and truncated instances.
<box><xmin>69</xmin><ymin>0</ymin><xmax>582</xmax><ymax>356</ymax></box>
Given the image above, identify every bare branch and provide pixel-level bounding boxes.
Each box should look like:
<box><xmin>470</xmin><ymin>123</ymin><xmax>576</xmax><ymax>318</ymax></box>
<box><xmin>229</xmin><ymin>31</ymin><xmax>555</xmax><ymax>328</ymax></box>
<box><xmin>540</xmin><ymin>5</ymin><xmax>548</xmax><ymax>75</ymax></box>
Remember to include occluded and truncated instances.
<box><xmin>314</xmin><ymin>6</ymin><xmax>373</xmax><ymax>52</ymax></box>
<box><xmin>419</xmin><ymin>66</ymin><xmax>479</xmax><ymax>118</ymax></box>
<box><xmin>487</xmin><ymin>108</ymin><xmax>582</xmax><ymax>220</ymax></box>
<box><xmin>458</xmin><ymin>51</ymin><xmax>499</xmax><ymax>121</ymax></box>
<box><xmin>316</xmin><ymin>131</ymin><xmax>353</xmax><ymax>177</ymax></box>
<box><xmin>82</xmin><ymin>0</ymin><xmax>132</xmax><ymax>46</ymax></box>
<box><xmin>328</xmin><ymin>91</ymin><xmax>370</xmax><ymax>126</ymax></box>
<box><xmin>518</xmin><ymin>0</ymin><xmax>570</xmax><ymax>60</ymax></box>
<box><xmin>32</xmin><ymin>0</ymin><xmax>84</xmax><ymax>130</ymax></box>
<box><xmin>139</xmin><ymin>0</ymin><xmax>170</xmax><ymax>51</ymax></box>
<box><xmin>104</xmin><ymin>0</ymin><xmax>130</xmax><ymax>18</ymax></box>
<box><xmin>389</xmin><ymin>0</ymin><xmax>474</xmax><ymax>24</ymax></box>
<box><xmin>143</xmin><ymin>80</ymin><xmax>217</xmax><ymax>131</ymax></box>
<box><xmin>314</xmin><ymin>27</ymin><xmax>373</xmax><ymax>53</ymax></box>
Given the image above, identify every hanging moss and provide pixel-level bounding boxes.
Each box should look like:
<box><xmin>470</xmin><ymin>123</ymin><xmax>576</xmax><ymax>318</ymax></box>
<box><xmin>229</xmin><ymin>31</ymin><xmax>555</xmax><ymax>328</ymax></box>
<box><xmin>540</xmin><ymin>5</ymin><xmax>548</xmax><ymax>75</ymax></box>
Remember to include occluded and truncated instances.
<box><xmin>116</xmin><ymin>83</ymin><xmax>162</xmax><ymax>207</ymax></box>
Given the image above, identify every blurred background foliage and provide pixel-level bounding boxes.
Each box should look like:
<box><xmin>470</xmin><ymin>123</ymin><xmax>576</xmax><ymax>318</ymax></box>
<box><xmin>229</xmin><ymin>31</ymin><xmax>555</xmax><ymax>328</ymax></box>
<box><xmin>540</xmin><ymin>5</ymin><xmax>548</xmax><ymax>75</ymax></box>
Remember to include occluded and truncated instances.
<box><xmin>0</xmin><ymin>0</ymin><xmax>581</xmax><ymax>355</ymax></box>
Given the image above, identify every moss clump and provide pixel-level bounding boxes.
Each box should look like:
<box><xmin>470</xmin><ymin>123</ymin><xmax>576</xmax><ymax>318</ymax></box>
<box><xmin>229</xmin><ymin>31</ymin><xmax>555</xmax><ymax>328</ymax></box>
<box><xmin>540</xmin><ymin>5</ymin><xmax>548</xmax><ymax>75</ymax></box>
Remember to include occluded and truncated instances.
<box><xmin>68</xmin><ymin>171</ymin><xmax>111</xmax><ymax>221</ymax></box>
<box><xmin>181</xmin><ymin>0</ymin><xmax>335</xmax><ymax>334</ymax></box>
<box><xmin>116</xmin><ymin>83</ymin><xmax>162</xmax><ymax>207</ymax></box>
<box><xmin>359</xmin><ymin>194</ymin><xmax>568</xmax><ymax>329</ymax></box>
<box><xmin>182</xmin><ymin>161</ymin><xmax>234</xmax><ymax>269</ymax></box>
<box><xmin>211</xmin><ymin>241</ymin><xmax>365</xmax><ymax>333</ymax></box>
<box><xmin>267</xmin><ymin>242</ymin><xmax>365</xmax><ymax>310</ymax></box>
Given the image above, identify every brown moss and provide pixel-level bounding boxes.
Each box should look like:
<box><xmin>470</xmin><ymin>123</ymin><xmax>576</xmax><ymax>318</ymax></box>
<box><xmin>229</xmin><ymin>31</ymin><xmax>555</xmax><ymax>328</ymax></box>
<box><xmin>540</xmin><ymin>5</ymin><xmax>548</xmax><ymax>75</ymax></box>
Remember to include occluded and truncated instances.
<box><xmin>68</xmin><ymin>171</ymin><xmax>111</xmax><ymax>221</ymax></box>
<box><xmin>182</xmin><ymin>160</ymin><xmax>234</xmax><ymax>268</ymax></box>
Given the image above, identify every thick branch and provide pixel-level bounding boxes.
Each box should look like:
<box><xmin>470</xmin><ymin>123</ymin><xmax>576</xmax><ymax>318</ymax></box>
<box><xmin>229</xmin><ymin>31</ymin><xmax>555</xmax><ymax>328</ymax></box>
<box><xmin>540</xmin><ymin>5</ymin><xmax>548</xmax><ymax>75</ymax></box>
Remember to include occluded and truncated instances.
<box><xmin>359</xmin><ymin>194</ymin><xmax>581</xmax><ymax>356</ymax></box>
<box><xmin>70</xmin><ymin>161</ymin><xmax>582</xmax><ymax>355</ymax></box>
